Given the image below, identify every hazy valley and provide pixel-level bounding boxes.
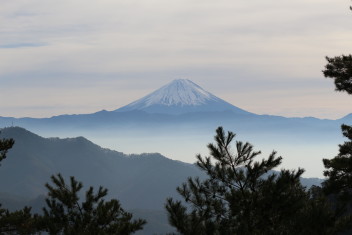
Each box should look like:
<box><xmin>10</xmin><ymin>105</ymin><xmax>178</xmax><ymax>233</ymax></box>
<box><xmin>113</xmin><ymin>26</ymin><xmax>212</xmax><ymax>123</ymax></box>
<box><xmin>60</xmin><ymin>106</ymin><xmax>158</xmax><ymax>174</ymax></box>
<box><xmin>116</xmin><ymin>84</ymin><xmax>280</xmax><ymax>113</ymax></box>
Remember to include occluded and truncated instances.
<box><xmin>1</xmin><ymin>79</ymin><xmax>351</xmax><ymax>177</ymax></box>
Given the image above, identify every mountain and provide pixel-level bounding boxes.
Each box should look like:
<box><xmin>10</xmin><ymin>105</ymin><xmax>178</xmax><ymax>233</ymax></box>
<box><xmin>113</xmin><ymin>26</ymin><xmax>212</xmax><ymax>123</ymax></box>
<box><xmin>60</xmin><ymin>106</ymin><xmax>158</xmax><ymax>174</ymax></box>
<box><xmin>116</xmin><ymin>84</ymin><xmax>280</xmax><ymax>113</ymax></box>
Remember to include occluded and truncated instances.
<box><xmin>0</xmin><ymin>127</ymin><xmax>323</xmax><ymax>234</ymax></box>
<box><xmin>0</xmin><ymin>127</ymin><xmax>206</xmax><ymax>234</ymax></box>
<box><xmin>116</xmin><ymin>79</ymin><xmax>251</xmax><ymax>114</ymax></box>
<box><xmin>0</xmin><ymin>127</ymin><xmax>203</xmax><ymax>210</ymax></box>
<box><xmin>0</xmin><ymin>127</ymin><xmax>324</xmax><ymax>200</ymax></box>
<box><xmin>0</xmin><ymin>80</ymin><xmax>350</xmax><ymax>177</ymax></box>
<box><xmin>340</xmin><ymin>113</ymin><xmax>352</xmax><ymax>122</ymax></box>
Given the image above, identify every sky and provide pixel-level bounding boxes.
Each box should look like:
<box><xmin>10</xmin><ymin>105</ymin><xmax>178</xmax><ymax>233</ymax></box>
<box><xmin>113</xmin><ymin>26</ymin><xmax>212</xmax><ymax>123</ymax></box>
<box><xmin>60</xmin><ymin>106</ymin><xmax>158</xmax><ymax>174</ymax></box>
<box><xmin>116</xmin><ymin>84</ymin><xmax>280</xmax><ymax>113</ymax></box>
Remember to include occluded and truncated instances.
<box><xmin>1</xmin><ymin>0</ymin><xmax>352</xmax><ymax>119</ymax></box>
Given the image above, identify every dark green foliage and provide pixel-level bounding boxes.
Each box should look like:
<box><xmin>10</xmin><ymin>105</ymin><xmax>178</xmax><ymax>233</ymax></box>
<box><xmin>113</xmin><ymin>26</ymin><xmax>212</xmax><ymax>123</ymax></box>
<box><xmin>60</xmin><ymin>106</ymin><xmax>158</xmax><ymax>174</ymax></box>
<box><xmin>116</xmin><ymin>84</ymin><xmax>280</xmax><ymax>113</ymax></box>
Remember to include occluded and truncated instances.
<box><xmin>298</xmin><ymin>186</ymin><xmax>352</xmax><ymax>234</ymax></box>
<box><xmin>322</xmin><ymin>35</ymin><xmax>352</xmax><ymax>231</ymax></box>
<box><xmin>166</xmin><ymin>127</ymin><xmax>348</xmax><ymax>234</ymax></box>
<box><xmin>322</xmin><ymin>118</ymin><xmax>352</xmax><ymax>233</ymax></box>
<box><xmin>323</xmin><ymin>55</ymin><xmax>352</xmax><ymax>95</ymax></box>
<box><xmin>323</xmin><ymin>124</ymin><xmax>352</xmax><ymax>200</ymax></box>
<box><xmin>0</xmin><ymin>206</ymin><xmax>39</xmax><ymax>234</ymax></box>
<box><xmin>0</xmin><ymin>135</ymin><xmax>14</xmax><ymax>162</ymax></box>
<box><xmin>42</xmin><ymin>173</ymin><xmax>146</xmax><ymax>235</ymax></box>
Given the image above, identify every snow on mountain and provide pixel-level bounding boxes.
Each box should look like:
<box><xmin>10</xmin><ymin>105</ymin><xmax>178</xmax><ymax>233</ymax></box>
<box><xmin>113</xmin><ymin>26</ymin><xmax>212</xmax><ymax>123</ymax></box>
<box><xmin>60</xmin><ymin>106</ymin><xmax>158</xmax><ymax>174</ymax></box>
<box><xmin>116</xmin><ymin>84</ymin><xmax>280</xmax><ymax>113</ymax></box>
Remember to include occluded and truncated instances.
<box><xmin>115</xmin><ymin>79</ymin><xmax>252</xmax><ymax>115</ymax></box>
<box><xmin>137</xmin><ymin>79</ymin><xmax>213</xmax><ymax>106</ymax></box>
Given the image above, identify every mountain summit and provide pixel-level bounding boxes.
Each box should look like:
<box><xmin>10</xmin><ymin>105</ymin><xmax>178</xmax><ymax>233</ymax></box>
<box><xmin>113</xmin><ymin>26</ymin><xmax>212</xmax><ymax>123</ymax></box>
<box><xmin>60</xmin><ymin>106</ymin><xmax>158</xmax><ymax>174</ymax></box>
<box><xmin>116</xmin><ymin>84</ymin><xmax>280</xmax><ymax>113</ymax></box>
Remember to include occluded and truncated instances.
<box><xmin>116</xmin><ymin>79</ymin><xmax>251</xmax><ymax>114</ymax></box>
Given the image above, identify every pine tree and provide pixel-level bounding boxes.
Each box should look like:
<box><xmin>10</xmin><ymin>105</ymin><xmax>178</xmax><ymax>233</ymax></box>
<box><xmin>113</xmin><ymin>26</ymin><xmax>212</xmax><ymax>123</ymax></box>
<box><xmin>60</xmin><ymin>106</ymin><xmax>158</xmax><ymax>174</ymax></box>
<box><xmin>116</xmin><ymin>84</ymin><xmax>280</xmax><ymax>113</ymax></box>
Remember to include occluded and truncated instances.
<box><xmin>321</xmin><ymin>5</ymin><xmax>352</xmax><ymax>196</ymax></box>
<box><xmin>319</xmin><ymin>79</ymin><xmax>352</xmax><ymax>232</ymax></box>
<box><xmin>320</xmin><ymin>12</ymin><xmax>352</xmax><ymax>230</ymax></box>
<box><xmin>322</xmin><ymin>46</ymin><xmax>352</xmax><ymax>203</ymax></box>
<box><xmin>0</xmin><ymin>135</ymin><xmax>14</xmax><ymax>162</ymax></box>
<box><xmin>0</xmin><ymin>207</ymin><xmax>39</xmax><ymax>235</ymax></box>
<box><xmin>322</xmin><ymin>54</ymin><xmax>352</xmax><ymax>198</ymax></box>
<box><xmin>165</xmin><ymin>127</ymin><xmax>346</xmax><ymax>234</ymax></box>
<box><xmin>323</xmin><ymin>55</ymin><xmax>352</xmax><ymax>95</ymax></box>
<box><xmin>323</xmin><ymin>125</ymin><xmax>352</xmax><ymax>200</ymax></box>
<box><xmin>41</xmin><ymin>173</ymin><xmax>146</xmax><ymax>235</ymax></box>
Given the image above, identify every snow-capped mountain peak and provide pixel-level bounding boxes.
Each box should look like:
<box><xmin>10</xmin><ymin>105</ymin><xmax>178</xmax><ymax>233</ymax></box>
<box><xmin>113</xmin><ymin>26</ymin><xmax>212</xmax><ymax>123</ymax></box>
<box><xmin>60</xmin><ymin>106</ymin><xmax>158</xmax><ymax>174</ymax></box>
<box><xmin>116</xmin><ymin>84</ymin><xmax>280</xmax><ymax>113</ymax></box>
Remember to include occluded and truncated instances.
<box><xmin>139</xmin><ymin>79</ymin><xmax>215</xmax><ymax>107</ymax></box>
<box><xmin>116</xmin><ymin>79</ymin><xmax>250</xmax><ymax>115</ymax></box>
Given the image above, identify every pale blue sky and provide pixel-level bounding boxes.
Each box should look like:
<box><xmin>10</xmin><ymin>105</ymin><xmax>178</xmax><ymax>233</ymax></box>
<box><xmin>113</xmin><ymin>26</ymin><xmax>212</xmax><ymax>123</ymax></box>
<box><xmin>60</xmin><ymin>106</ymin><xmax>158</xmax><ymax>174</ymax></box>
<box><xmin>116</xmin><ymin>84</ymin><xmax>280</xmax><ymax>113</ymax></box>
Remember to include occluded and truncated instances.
<box><xmin>1</xmin><ymin>0</ymin><xmax>351</xmax><ymax>118</ymax></box>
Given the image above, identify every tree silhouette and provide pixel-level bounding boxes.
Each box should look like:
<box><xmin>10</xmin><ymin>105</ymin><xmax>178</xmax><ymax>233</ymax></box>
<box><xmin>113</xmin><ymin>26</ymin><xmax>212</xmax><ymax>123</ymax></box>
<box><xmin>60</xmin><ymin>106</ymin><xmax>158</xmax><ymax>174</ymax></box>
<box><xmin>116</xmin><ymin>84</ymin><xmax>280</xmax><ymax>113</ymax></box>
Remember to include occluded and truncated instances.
<box><xmin>320</xmin><ymin>8</ymin><xmax>352</xmax><ymax>229</ymax></box>
<box><xmin>323</xmin><ymin>124</ymin><xmax>352</xmax><ymax>201</ymax></box>
<box><xmin>322</xmin><ymin>5</ymin><xmax>352</xmax><ymax>202</ymax></box>
<box><xmin>323</xmin><ymin>55</ymin><xmax>352</xmax><ymax>95</ymax></box>
<box><xmin>42</xmin><ymin>173</ymin><xmax>146</xmax><ymax>235</ymax></box>
<box><xmin>0</xmin><ymin>135</ymin><xmax>14</xmax><ymax>162</ymax></box>
<box><xmin>166</xmin><ymin>127</ymin><xmax>348</xmax><ymax>234</ymax></box>
<box><xmin>322</xmin><ymin>53</ymin><xmax>352</xmax><ymax>198</ymax></box>
<box><xmin>322</xmin><ymin>44</ymin><xmax>352</xmax><ymax>204</ymax></box>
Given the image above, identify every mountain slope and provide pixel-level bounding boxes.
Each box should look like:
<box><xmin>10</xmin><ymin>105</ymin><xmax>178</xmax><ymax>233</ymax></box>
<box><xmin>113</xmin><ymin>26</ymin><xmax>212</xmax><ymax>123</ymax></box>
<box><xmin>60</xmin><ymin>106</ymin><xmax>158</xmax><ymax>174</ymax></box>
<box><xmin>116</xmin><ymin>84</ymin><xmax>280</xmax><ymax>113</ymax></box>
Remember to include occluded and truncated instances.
<box><xmin>0</xmin><ymin>127</ymin><xmax>323</xmax><ymax>202</ymax></box>
<box><xmin>0</xmin><ymin>127</ymin><xmax>324</xmax><ymax>234</ymax></box>
<box><xmin>0</xmin><ymin>127</ymin><xmax>203</xmax><ymax>210</ymax></box>
<box><xmin>116</xmin><ymin>79</ymin><xmax>251</xmax><ymax>114</ymax></box>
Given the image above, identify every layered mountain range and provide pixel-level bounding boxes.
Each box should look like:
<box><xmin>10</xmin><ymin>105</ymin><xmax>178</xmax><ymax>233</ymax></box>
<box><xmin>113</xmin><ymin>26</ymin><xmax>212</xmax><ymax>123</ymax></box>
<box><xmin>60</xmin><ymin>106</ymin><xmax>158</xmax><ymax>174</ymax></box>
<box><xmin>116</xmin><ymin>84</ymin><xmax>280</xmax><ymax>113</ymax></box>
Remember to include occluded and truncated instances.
<box><xmin>0</xmin><ymin>79</ymin><xmax>351</xmax><ymax>177</ymax></box>
<box><xmin>0</xmin><ymin>79</ymin><xmax>350</xmax><ymax>233</ymax></box>
<box><xmin>0</xmin><ymin>127</ymin><xmax>323</xmax><ymax>234</ymax></box>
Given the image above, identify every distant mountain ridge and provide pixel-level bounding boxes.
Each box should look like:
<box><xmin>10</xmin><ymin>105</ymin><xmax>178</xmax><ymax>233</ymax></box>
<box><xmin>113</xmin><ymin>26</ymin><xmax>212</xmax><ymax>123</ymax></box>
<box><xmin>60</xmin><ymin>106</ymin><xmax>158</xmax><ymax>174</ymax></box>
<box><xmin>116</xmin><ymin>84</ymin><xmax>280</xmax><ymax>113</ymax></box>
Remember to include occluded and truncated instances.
<box><xmin>0</xmin><ymin>79</ymin><xmax>351</xmax><ymax>178</ymax></box>
<box><xmin>0</xmin><ymin>126</ymin><xmax>203</xmax><ymax>210</ymax></box>
<box><xmin>116</xmin><ymin>79</ymin><xmax>251</xmax><ymax>114</ymax></box>
<box><xmin>0</xmin><ymin>127</ymin><xmax>323</xmax><ymax>197</ymax></box>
